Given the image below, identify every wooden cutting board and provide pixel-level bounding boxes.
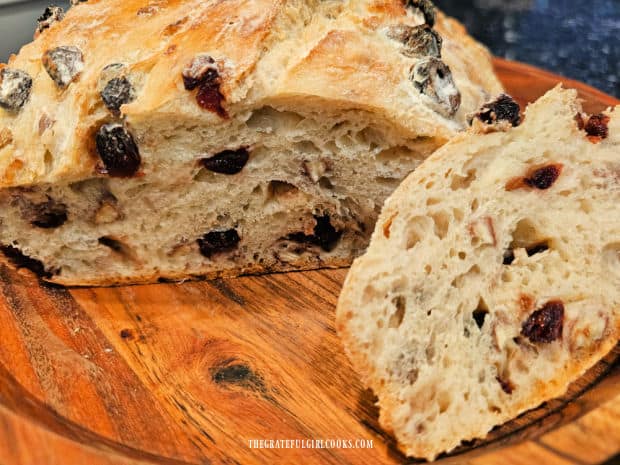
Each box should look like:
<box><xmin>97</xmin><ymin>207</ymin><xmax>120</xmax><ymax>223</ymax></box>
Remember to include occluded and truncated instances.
<box><xmin>0</xmin><ymin>58</ymin><xmax>618</xmax><ymax>465</ymax></box>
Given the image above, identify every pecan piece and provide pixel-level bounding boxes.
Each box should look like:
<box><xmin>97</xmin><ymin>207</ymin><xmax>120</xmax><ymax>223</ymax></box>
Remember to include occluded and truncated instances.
<box><xmin>521</xmin><ymin>300</ymin><xmax>564</xmax><ymax>343</ymax></box>
<box><xmin>0</xmin><ymin>68</ymin><xmax>32</xmax><ymax>112</ymax></box>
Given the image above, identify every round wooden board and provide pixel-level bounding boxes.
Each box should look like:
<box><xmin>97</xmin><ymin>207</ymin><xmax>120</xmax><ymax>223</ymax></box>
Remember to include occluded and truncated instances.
<box><xmin>0</xmin><ymin>59</ymin><xmax>618</xmax><ymax>465</ymax></box>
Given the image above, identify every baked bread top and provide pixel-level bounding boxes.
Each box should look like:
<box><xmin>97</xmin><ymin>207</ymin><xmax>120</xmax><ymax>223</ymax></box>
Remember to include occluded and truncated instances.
<box><xmin>0</xmin><ymin>0</ymin><xmax>501</xmax><ymax>188</ymax></box>
<box><xmin>336</xmin><ymin>87</ymin><xmax>620</xmax><ymax>460</ymax></box>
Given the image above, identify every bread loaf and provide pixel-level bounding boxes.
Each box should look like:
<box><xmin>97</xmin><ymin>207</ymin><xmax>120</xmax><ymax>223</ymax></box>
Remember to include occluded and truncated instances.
<box><xmin>337</xmin><ymin>87</ymin><xmax>620</xmax><ymax>460</ymax></box>
<box><xmin>0</xmin><ymin>0</ymin><xmax>501</xmax><ymax>285</ymax></box>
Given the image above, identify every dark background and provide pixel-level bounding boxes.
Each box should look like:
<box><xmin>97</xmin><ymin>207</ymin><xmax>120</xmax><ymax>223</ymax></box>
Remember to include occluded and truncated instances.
<box><xmin>435</xmin><ymin>0</ymin><xmax>620</xmax><ymax>97</ymax></box>
<box><xmin>0</xmin><ymin>0</ymin><xmax>619</xmax><ymax>97</ymax></box>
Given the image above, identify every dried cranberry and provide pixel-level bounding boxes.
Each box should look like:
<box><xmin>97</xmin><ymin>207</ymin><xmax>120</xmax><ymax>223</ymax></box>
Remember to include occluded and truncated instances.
<box><xmin>201</xmin><ymin>148</ymin><xmax>249</xmax><ymax>175</ymax></box>
<box><xmin>196</xmin><ymin>82</ymin><xmax>228</xmax><ymax>118</ymax></box>
<box><xmin>524</xmin><ymin>164</ymin><xmax>562</xmax><ymax>190</ymax></box>
<box><xmin>584</xmin><ymin>114</ymin><xmax>609</xmax><ymax>140</ymax></box>
<box><xmin>521</xmin><ymin>300</ymin><xmax>564</xmax><ymax>343</ymax></box>
<box><xmin>287</xmin><ymin>215</ymin><xmax>342</xmax><ymax>252</ymax></box>
<box><xmin>473</xmin><ymin>94</ymin><xmax>521</xmax><ymax>127</ymax></box>
<box><xmin>182</xmin><ymin>55</ymin><xmax>228</xmax><ymax>118</ymax></box>
<box><xmin>198</xmin><ymin>229</ymin><xmax>240</xmax><ymax>258</ymax></box>
<box><xmin>95</xmin><ymin>123</ymin><xmax>141</xmax><ymax>177</ymax></box>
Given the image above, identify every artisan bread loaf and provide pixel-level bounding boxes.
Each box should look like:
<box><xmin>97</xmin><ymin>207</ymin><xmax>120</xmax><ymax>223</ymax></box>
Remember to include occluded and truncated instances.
<box><xmin>336</xmin><ymin>87</ymin><xmax>620</xmax><ymax>460</ymax></box>
<box><xmin>0</xmin><ymin>0</ymin><xmax>501</xmax><ymax>285</ymax></box>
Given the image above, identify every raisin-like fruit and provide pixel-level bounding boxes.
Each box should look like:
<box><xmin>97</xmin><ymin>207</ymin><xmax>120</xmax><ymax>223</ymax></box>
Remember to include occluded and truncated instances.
<box><xmin>584</xmin><ymin>114</ymin><xmax>610</xmax><ymax>140</ymax></box>
<box><xmin>37</xmin><ymin>6</ymin><xmax>64</xmax><ymax>33</ymax></box>
<box><xmin>388</xmin><ymin>24</ymin><xmax>442</xmax><ymax>58</ymax></box>
<box><xmin>200</xmin><ymin>148</ymin><xmax>249</xmax><ymax>175</ymax></box>
<box><xmin>196</xmin><ymin>82</ymin><xmax>228</xmax><ymax>118</ymax></box>
<box><xmin>31</xmin><ymin>200</ymin><xmax>68</xmax><ymax>229</ymax></box>
<box><xmin>287</xmin><ymin>214</ymin><xmax>343</xmax><ymax>252</ymax></box>
<box><xmin>410</xmin><ymin>57</ymin><xmax>460</xmax><ymax>116</ymax></box>
<box><xmin>101</xmin><ymin>77</ymin><xmax>135</xmax><ymax>113</ymax></box>
<box><xmin>524</xmin><ymin>164</ymin><xmax>562</xmax><ymax>190</ymax></box>
<box><xmin>197</xmin><ymin>229</ymin><xmax>240</xmax><ymax>258</ymax></box>
<box><xmin>182</xmin><ymin>54</ymin><xmax>228</xmax><ymax>118</ymax></box>
<box><xmin>0</xmin><ymin>68</ymin><xmax>32</xmax><ymax>112</ymax></box>
<box><xmin>404</xmin><ymin>0</ymin><xmax>436</xmax><ymax>27</ymax></box>
<box><xmin>95</xmin><ymin>123</ymin><xmax>141</xmax><ymax>177</ymax></box>
<box><xmin>472</xmin><ymin>94</ymin><xmax>521</xmax><ymax>127</ymax></box>
<box><xmin>182</xmin><ymin>54</ymin><xmax>218</xmax><ymax>90</ymax></box>
<box><xmin>42</xmin><ymin>46</ymin><xmax>84</xmax><ymax>88</ymax></box>
<box><xmin>521</xmin><ymin>300</ymin><xmax>564</xmax><ymax>343</ymax></box>
<box><xmin>0</xmin><ymin>245</ymin><xmax>53</xmax><ymax>278</ymax></box>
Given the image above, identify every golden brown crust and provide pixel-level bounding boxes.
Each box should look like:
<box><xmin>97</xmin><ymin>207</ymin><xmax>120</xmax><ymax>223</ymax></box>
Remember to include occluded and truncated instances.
<box><xmin>0</xmin><ymin>0</ymin><xmax>502</xmax><ymax>189</ymax></box>
<box><xmin>2</xmin><ymin>253</ymin><xmax>351</xmax><ymax>287</ymax></box>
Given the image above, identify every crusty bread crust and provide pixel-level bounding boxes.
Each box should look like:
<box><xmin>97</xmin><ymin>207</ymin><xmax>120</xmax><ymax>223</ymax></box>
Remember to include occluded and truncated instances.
<box><xmin>0</xmin><ymin>0</ymin><xmax>501</xmax><ymax>286</ymax></box>
<box><xmin>0</xmin><ymin>254</ymin><xmax>350</xmax><ymax>287</ymax></box>
<box><xmin>337</xmin><ymin>87</ymin><xmax>620</xmax><ymax>460</ymax></box>
<box><xmin>0</xmin><ymin>0</ymin><xmax>501</xmax><ymax>188</ymax></box>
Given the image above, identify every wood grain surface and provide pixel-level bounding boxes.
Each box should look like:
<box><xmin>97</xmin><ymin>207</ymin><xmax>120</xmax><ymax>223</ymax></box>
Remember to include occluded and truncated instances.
<box><xmin>0</xmin><ymin>59</ymin><xmax>618</xmax><ymax>465</ymax></box>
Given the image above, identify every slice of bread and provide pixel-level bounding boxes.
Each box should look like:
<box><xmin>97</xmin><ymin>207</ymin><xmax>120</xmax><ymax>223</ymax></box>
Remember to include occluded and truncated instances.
<box><xmin>0</xmin><ymin>0</ymin><xmax>501</xmax><ymax>285</ymax></box>
<box><xmin>336</xmin><ymin>87</ymin><xmax>620</xmax><ymax>460</ymax></box>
